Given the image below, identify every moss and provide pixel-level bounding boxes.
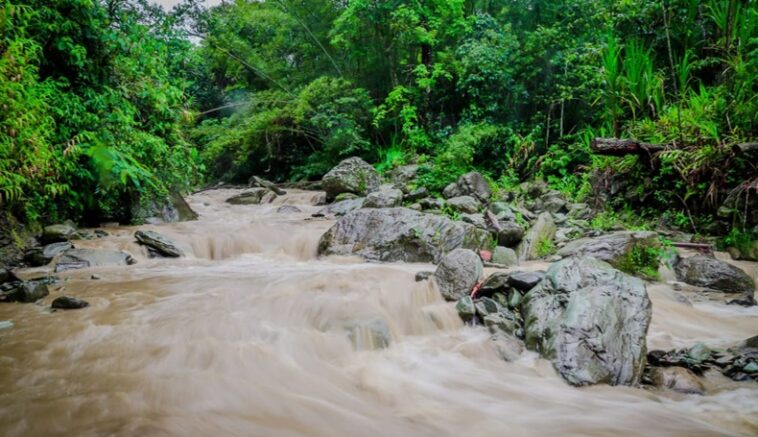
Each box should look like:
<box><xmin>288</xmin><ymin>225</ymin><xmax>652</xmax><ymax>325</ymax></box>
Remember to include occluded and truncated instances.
<box><xmin>613</xmin><ymin>243</ymin><xmax>661</xmax><ymax>281</ymax></box>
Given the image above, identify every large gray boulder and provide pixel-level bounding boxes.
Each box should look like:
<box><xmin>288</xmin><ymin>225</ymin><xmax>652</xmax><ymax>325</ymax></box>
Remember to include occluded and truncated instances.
<box><xmin>433</xmin><ymin>249</ymin><xmax>483</xmax><ymax>301</ymax></box>
<box><xmin>556</xmin><ymin>231</ymin><xmax>659</xmax><ymax>265</ymax></box>
<box><xmin>55</xmin><ymin>249</ymin><xmax>136</xmax><ymax>272</ymax></box>
<box><xmin>135</xmin><ymin>230</ymin><xmax>184</xmax><ymax>257</ymax></box>
<box><xmin>521</xmin><ymin>256</ymin><xmax>651</xmax><ymax>386</ymax></box>
<box><xmin>322</xmin><ymin>157</ymin><xmax>381</xmax><ymax>199</ymax></box>
<box><xmin>674</xmin><ymin>255</ymin><xmax>754</xmax><ymax>294</ymax></box>
<box><xmin>318</xmin><ymin>208</ymin><xmax>493</xmax><ymax>263</ymax></box>
<box><xmin>316</xmin><ymin>197</ymin><xmax>365</xmax><ymax>216</ymax></box>
<box><xmin>364</xmin><ymin>185</ymin><xmax>403</xmax><ymax>208</ymax></box>
<box><xmin>516</xmin><ymin>212</ymin><xmax>556</xmax><ymax>260</ymax></box>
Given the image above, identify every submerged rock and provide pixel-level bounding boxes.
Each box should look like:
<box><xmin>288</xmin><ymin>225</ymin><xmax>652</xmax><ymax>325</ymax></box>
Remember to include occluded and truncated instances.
<box><xmin>135</xmin><ymin>230</ymin><xmax>184</xmax><ymax>257</ymax></box>
<box><xmin>276</xmin><ymin>205</ymin><xmax>302</xmax><ymax>214</ymax></box>
<box><xmin>516</xmin><ymin>212</ymin><xmax>556</xmax><ymax>260</ymax></box>
<box><xmin>55</xmin><ymin>249</ymin><xmax>136</xmax><ymax>272</ymax></box>
<box><xmin>318</xmin><ymin>207</ymin><xmax>492</xmax><ymax>263</ymax></box>
<box><xmin>51</xmin><ymin>296</ymin><xmax>90</xmax><ymax>310</ymax></box>
<box><xmin>322</xmin><ymin>157</ymin><xmax>381</xmax><ymax>199</ymax></box>
<box><xmin>433</xmin><ymin>249</ymin><xmax>483</xmax><ymax>301</ymax></box>
<box><xmin>650</xmin><ymin>367</ymin><xmax>705</xmax><ymax>395</ymax></box>
<box><xmin>226</xmin><ymin>188</ymin><xmax>277</xmax><ymax>205</ymax></box>
<box><xmin>674</xmin><ymin>255</ymin><xmax>755</xmax><ymax>294</ymax></box>
<box><xmin>522</xmin><ymin>256</ymin><xmax>651</xmax><ymax>386</ymax></box>
<box><xmin>249</xmin><ymin>175</ymin><xmax>286</xmax><ymax>195</ymax></box>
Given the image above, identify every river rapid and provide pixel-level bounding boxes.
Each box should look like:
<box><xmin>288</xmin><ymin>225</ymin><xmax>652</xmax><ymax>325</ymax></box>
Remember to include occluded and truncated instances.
<box><xmin>1</xmin><ymin>188</ymin><xmax>757</xmax><ymax>436</ymax></box>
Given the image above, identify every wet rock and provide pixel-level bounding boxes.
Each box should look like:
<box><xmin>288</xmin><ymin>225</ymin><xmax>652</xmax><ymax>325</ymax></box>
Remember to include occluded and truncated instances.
<box><xmin>344</xmin><ymin>318</ymin><xmax>391</xmax><ymax>350</ymax></box>
<box><xmin>556</xmin><ymin>231</ymin><xmax>659</xmax><ymax>266</ymax></box>
<box><xmin>321</xmin><ymin>157</ymin><xmax>381</xmax><ymax>200</ymax></box>
<box><xmin>135</xmin><ymin>230</ymin><xmax>184</xmax><ymax>257</ymax></box>
<box><xmin>474</xmin><ymin>296</ymin><xmax>501</xmax><ymax>317</ymax></box>
<box><xmin>447</xmin><ymin>196</ymin><xmax>481</xmax><ymax>214</ymax></box>
<box><xmin>0</xmin><ymin>267</ymin><xmax>19</xmax><ymax>285</ymax></box>
<box><xmin>51</xmin><ymin>296</ymin><xmax>90</xmax><ymax>310</ymax></box>
<box><xmin>249</xmin><ymin>175</ymin><xmax>286</xmax><ymax>195</ymax></box>
<box><xmin>496</xmin><ymin>221</ymin><xmax>525</xmax><ymax>247</ymax></box>
<box><xmin>276</xmin><ymin>205</ymin><xmax>302</xmax><ymax>214</ymax></box>
<box><xmin>491</xmin><ymin>246</ymin><xmax>518</xmax><ymax>266</ymax></box>
<box><xmin>404</xmin><ymin>187</ymin><xmax>428</xmax><ymax>201</ymax></box>
<box><xmin>516</xmin><ymin>212</ymin><xmax>556</xmax><ymax>260</ymax></box>
<box><xmin>522</xmin><ymin>256</ymin><xmax>651</xmax><ymax>386</ymax></box>
<box><xmin>508</xmin><ymin>271</ymin><xmax>545</xmax><ymax>292</ymax></box>
<box><xmin>460</xmin><ymin>213</ymin><xmax>486</xmax><ymax>229</ymax></box>
<box><xmin>0</xmin><ymin>280</ymin><xmax>49</xmax><ymax>303</ymax></box>
<box><xmin>318</xmin><ymin>208</ymin><xmax>492</xmax><ymax>263</ymax></box>
<box><xmin>650</xmin><ymin>367</ymin><xmax>705</xmax><ymax>394</ymax></box>
<box><xmin>42</xmin><ymin>222</ymin><xmax>77</xmax><ymax>243</ymax></box>
<box><xmin>433</xmin><ymin>249</ymin><xmax>483</xmax><ymax>301</ymax></box>
<box><xmin>0</xmin><ymin>320</ymin><xmax>13</xmax><ymax>330</ymax></box>
<box><xmin>131</xmin><ymin>192</ymin><xmax>198</xmax><ymax>224</ymax></box>
<box><xmin>364</xmin><ymin>185</ymin><xmax>404</xmax><ymax>208</ymax></box>
<box><xmin>24</xmin><ymin>242</ymin><xmax>73</xmax><ymax>266</ymax></box>
<box><xmin>490</xmin><ymin>332</ymin><xmax>525</xmax><ymax>361</ymax></box>
<box><xmin>484</xmin><ymin>310</ymin><xmax>520</xmax><ymax>337</ymax></box>
<box><xmin>746</xmin><ymin>335</ymin><xmax>758</xmax><ymax>349</ymax></box>
<box><xmin>55</xmin><ymin>248</ymin><xmax>136</xmax><ymax>272</ymax></box>
<box><xmin>479</xmin><ymin>272</ymin><xmax>510</xmax><ymax>295</ymax></box>
<box><xmin>316</xmin><ymin>197</ymin><xmax>365</xmax><ymax>216</ymax></box>
<box><xmin>674</xmin><ymin>255</ymin><xmax>755</xmax><ymax>294</ymax></box>
<box><xmin>415</xmin><ymin>271</ymin><xmax>433</xmax><ymax>282</ymax></box>
<box><xmin>455</xmin><ymin>296</ymin><xmax>476</xmax><ymax>322</ymax></box>
<box><xmin>226</xmin><ymin>188</ymin><xmax>276</xmax><ymax>205</ymax></box>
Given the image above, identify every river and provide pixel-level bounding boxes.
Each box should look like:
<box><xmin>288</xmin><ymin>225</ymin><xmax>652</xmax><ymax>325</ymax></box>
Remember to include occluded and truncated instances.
<box><xmin>1</xmin><ymin>188</ymin><xmax>757</xmax><ymax>436</ymax></box>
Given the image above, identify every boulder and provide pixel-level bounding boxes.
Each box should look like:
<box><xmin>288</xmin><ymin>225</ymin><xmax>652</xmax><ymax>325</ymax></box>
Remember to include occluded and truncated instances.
<box><xmin>321</xmin><ymin>157</ymin><xmax>381</xmax><ymax>199</ymax></box>
<box><xmin>521</xmin><ymin>256</ymin><xmax>651</xmax><ymax>386</ymax></box>
<box><xmin>456</xmin><ymin>172</ymin><xmax>492</xmax><ymax>203</ymax></box>
<box><xmin>226</xmin><ymin>188</ymin><xmax>276</xmax><ymax>205</ymax></box>
<box><xmin>447</xmin><ymin>196</ymin><xmax>481</xmax><ymax>214</ymax></box>
<box><xmin>404</xmin><ymin>187</ymin><xmax>428</xmax><ymax>202</ymax></box>
<box><xmin>650</xmin><ymin>366</ymin><xmax>705</xmax><ymax>395</ymax></box>
<box><xmin>55</xmin><ymin>249</ymin><xmax>136</xmax><ymax>272</ymax></box>
<box><xmin>455</xmin><ymin>296</ymin><xmax>476</xmax><ymax>322</ymax></box>
<box><xmin>135</xmin><ymin>230</ymin><xmax>184</xmax><ymax>257</ymax></box>
<box><xmin>508</xmin><ymin>271</ymin><xmax>545</xmax><ymax>292</ymax></box>
<box><xmin>51</xmin><ymin>296</ymin><xmax>90</xmax><ymax>310</ymax></box>
<box><xmin>460</xmin><ymin>213</ymin><xmax>487</xmax><ymax>229</ymax></box>
<box><xmin>0</xmin><ymin>280</ymin><xmax>49</xmax><ymax>303</ymax></box>
<box><xmin>419</xmin><ymin>197</ymin><xmax>445</xmax><ymax>210</ymax></box>
<box><xmin>42</xmin><ymin>222</ymin><xmax>77</xmax><ymax>244</ymax></box>
<box><xmin>24</xmin><ymin>242</ymin><xmax>74</xmax><ymax>267</ymax></box>
<box><xmin>433</xmin><ymin>249</ymin><xmax>483</xmax><ymax>301</ymax></box>
<box><xmin>516</xmin><ymin>212</ymin><xmax>556</xmax><ymax>260</ymax></box>
<box><xmin>540</xmin><ymin>191</ymin><xmax>567</xmax><ymax>214</ymax></box>
<box><xmin>315</xmin><ymin>197</ymin><xmax>365</xmax><ymax>216</ymax></box>
<box><xmin>318</xmin><ymin>208</ymin><xmax>493</xmax><ymax>263</ymax></box>
<box><xmin>389</xmin><ymin>165</ymin><xmax>419</xmax><ymax>187</ymax></box>
<box><xmin>496</xmin><ymin>221</ymin><xmax>525</xmax><ymax>247</ymax></box>
<box><xmin>364</xmin><ymin>185</ymin><xmax>404</xmax><ymax>208</ymax></box>
<box><xmin>491</xmin><ymin>246</ymin><xmax>518</xmax><ymax>266</ymax></box>
<box><xmin>556</xmin><ymin>231</ymin><xmax>659</xmax><ymax>266</ymax></box>
<box><xmin>479</xmin><ymin>272</ymin><xmax>510</xmax><ymax>296</ymax></box>
<box><xmin>674</xmin><ymin>255</ymin><xmax>755</xmax><ymax>294</ymax></box>
<box><xmin>131</xmin><ymin>192</ymin><xmax>198</xmax><ymax>224</ymax></box>
<box><xmin>0</xmin><ymin>267</ymin><xmax>19</xmax><ymax>284</ymax></box>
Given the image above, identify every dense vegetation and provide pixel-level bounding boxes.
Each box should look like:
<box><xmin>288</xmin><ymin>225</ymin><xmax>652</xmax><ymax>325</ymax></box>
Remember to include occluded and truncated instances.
<box><xmin>1</xmin><ymin>0</ymin><xmax>756</xmax><ymax>240</ymax></box>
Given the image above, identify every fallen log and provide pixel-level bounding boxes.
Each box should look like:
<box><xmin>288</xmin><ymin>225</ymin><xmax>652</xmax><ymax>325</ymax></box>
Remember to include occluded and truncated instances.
<box><xmin>671</xmin><ymin>242</ymin><xmax>713</xmax><ymax>255</ymax></box>
<box><xmin>591</xmin><ymin>138</ymin><xmax>665</xmax><ymax>156</ymax></box>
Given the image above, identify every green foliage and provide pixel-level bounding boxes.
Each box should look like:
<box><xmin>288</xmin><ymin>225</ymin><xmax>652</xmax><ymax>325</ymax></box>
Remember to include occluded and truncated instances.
<box><xmin>614</xmin><ymin>243</ymin><xmax>663</xmax><ymax>281</ymax></box>
<box><xmin>720</xmin><ymin>227</ymin><xmax>757</xmax><ymax>254</ymax></box>
<box><xmin>536</xmin><ymin>236</ymin><xmax>556</xmax><ymax>258</ymax></box>
<box><xmin>590</xmin><ymin>210</ymin><xmax>620</xmax><ymax>231</ymax></box>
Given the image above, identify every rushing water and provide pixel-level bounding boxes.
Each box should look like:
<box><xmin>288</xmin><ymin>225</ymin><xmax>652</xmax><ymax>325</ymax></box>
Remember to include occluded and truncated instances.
<box><xmin>1</xmin><ymin>189</ymin><xmax>757</xmax><ymax>436</ymax></box>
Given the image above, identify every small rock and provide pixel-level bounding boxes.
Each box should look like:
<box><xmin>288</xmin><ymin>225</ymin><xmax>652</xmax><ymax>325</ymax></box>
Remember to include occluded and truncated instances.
<box><xmin>364</xmin><ymin>185</ymin><xmax>404</xmax><ymax>208</ymax></box>
<box><xmin>249</xmin><ymin>175</ymin><xmax>286</xmax><ymax>195</ymax></box>
<box><xmin>483</xmin><ymin>310</ymin><xmax>520</xmax><ymax>336</ymax></box>
<box><xmin>51</xmin><ymin>296</ymin><xmax>89</xmax><ymax>310</ymax></box>
<box><xmin>42</xmin><ymin>222</ymin><xmax>77</xmax><ymax>244</ymax></box>
<box><xmin>651</xmin><ymin>367</ymin><xmax>705</xmax><ymax>395</ymax></box>
<box><xmin>480</xmin><ymin>272</ymin><xmax>510</xmax><ymax>295</ymax></box>
<box><xmin>475</xmin><ymin>297</ymin><xmax>501</xmax><ymax>317</ymax></box>
<box><xmin>508</xmin><ymin>271</ymin><xmax>545</xmax><ymax>292</ymax></box>
<box><xmin>0</xmin><ymin>320</ymin><xmax>13</xmax><ymax>330</ymax></box>
<box><xmin>496</xmin><ymin>221</ymin><xmax>525</xmax><ymax>247</ymax></box>
<box><xmin>0</xmin><ymin>268</ymin><xmax>19</xmax><ymax>285</ymax></box>
<box><xmin>1</xmin><ymin>281</ymin><xmax>49</xmax><ymax>303</ymax></box>
<box><xmin>91</xmin><ymin>274</ymin><xmax>101</xmax><ymax>280</ymax></box>
<box><xmin>55</xmin><ymin>248</ymin><xmax>136</xmax><ymax>272</ymax></box>
<box><xmin>687</xmin><ymin>343</ymin><xmax>712</xmax><ymax>362</ymax></box>
<box><xmin>433</xmin><ymin>249</ymin><xmax>483</xmax><ymax>301</ymax></box>
<box><xmin>491</xmin><ymin>246</ymin><xmax>518</xmax><ymax>266</ymax></box>
<box><xmin>226</xmin><ymin>188</ymin><xmax>275</xmax><ymax>205</ymax></box>
<box><xmin>415</xmin><ymin>271</ymin><xmax>433</xmax><ymax>282</ymax></box>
